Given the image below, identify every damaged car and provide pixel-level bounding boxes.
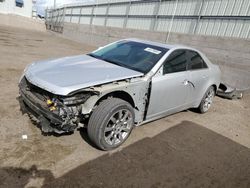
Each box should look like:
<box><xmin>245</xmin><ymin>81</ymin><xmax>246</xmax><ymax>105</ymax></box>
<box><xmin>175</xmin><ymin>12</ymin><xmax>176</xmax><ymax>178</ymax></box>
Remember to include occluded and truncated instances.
<box><xmin>18</xmin><ymin>39</ymin><xmax>221</xmax><ymax>150</ymax></box>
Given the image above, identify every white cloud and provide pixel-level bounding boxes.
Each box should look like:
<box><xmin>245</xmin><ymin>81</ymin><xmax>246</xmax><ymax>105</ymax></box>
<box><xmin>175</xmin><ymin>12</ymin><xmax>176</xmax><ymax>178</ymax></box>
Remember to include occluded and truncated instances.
<box><xmin>36</xmin><ymin>0</ymin><xmax>93</xmax><ymax>7</ymax></box>
<box><xmin>36</xmin><ymin>0</ymin><xmax>94</xmax><ymax>16</ymax></box>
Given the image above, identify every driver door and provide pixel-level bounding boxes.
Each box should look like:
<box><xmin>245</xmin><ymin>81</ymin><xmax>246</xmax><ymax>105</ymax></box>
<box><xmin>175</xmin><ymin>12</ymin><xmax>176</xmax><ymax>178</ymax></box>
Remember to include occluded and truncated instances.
<box><xmin>146</xmin><ymin>49</ymin><xmax>190</xmax><ymax>120</ymax></box>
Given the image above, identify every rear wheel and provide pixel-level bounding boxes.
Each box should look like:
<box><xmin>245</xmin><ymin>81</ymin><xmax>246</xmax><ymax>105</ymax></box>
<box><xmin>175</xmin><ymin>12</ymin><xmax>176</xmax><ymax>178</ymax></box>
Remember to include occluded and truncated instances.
<box><xmin>198</xmin><ymin>86</ymin><xmax>215</xmax><ymax>113</ymax></box>
<box><xmin>87</xmin><ymin>98</ymin><xmax>134</xmax><ymax>150</ymax></box>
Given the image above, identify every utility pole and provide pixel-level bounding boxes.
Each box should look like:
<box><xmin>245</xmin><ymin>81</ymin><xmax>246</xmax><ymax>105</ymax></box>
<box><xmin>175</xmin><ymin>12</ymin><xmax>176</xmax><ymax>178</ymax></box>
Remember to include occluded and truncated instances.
<box><xmin>54</xmin><ymin>0</ymin><xmax>56</xmax><ymax>9</ymax></box>
<box><xmin>166</xmin><ymin>0</ymin><xmax>178</xmax><ymax>42</ymax></box>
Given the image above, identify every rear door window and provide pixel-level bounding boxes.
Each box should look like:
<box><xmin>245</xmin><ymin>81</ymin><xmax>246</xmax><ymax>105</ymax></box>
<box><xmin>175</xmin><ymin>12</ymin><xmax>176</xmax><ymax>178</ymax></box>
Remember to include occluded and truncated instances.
<box><xmin>188</xmin><ymin>50</ymin><xmax>208</xmax><ymax>70</ymax></box>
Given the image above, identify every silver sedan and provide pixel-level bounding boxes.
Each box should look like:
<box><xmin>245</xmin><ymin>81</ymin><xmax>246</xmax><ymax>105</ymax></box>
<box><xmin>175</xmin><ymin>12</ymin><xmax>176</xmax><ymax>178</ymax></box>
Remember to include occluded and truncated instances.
<box><xmin>19</xmin><ymin>39</ymin><xmax>221</xmax><ymax>150</ymax></box>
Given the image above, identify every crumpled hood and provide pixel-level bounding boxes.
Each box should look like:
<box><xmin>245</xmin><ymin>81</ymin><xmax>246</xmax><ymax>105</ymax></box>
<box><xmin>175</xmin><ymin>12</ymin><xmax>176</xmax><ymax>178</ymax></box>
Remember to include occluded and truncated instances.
<box><xmin>25</xmin><ymin>54</ymin><xmax>143</xmax><ymax>95</ymax></box>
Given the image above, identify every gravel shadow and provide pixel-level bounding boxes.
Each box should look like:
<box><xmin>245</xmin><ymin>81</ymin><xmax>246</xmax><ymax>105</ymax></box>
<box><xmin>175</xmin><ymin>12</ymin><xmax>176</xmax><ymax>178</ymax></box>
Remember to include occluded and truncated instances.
<box><xmin>1</xmin><ymin>121</ymin><xmax>250</xmax><ymax>187</ymax></box>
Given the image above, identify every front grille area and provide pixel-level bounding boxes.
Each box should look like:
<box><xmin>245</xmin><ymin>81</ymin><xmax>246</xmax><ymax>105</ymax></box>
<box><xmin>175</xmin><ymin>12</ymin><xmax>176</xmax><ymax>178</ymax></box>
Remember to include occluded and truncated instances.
<box><xmin>19</xmin><ymin>76</ymin><xmax>64</xmax><ymax>124</ymax></box>
<box><xmin>19</xmin><ymin>77</ymin><xmax>47</xmax><ymax>109</ymax></box>
<box><xmin>19</xmin><ymin>77</ymin><xmax>54</xmax><ymax>102</ymax></box>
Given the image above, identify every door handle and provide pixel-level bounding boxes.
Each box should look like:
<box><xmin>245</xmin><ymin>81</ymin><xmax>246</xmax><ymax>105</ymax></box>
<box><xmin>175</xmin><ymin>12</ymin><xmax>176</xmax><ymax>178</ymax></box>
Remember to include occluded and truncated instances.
<box><xmin>188</xmin><ymin>80</ymin><xmax>195</xmax><ymax>88</ymax></box>
<box><xmin>182</xmin><ymin>79</ymin><xmax>189</xmax><ymax>85</ymax></box>
<box><xmin>182</xmin><ymin>80</ymin><xmax>195</xmax><ymax>88</ymax></box>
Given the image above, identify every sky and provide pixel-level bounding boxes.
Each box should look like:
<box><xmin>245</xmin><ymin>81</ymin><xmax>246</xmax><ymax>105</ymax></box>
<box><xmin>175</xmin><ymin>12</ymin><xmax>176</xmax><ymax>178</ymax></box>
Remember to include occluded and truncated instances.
<box><xmin>36</xmin><ymin>0</ymin><xmax>94</xmax><ymax>16</ymax></box>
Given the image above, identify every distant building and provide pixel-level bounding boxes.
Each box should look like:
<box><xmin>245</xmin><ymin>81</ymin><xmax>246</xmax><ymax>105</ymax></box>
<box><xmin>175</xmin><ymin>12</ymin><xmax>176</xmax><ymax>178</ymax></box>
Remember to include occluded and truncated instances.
<box><xmin>0</xmin><ymin>0</ymin><xmax>34</xmax><ymax>18</ymax></box>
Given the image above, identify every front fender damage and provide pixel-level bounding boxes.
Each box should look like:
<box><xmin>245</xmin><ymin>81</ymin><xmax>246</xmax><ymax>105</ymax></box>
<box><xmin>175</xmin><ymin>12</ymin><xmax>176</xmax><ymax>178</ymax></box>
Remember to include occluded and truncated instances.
<box><xmin>80</xmin><ymin>78</ymin><xmax>150</xmax><ymax>125</ymax></box>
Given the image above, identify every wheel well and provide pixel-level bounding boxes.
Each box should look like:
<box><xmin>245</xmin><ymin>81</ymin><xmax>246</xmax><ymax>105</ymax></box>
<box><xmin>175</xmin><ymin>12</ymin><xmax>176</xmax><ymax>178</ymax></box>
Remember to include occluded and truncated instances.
<box><xmin>212</xmin><ymin>84</ymin><xmax>217</xmax><ymax>92</ymax></box>
<box><xmin>95</xmin><ymin>91</ymin><xmax>135</xmax><ymax>108</ymax></box>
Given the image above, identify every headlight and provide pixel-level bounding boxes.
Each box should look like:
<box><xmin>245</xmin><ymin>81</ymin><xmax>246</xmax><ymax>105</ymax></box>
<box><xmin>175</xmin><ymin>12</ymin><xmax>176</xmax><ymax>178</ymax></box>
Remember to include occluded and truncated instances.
<box><xmin>60</xmin><ymin>93</ymin><xmax>91</xmax><ymax>105</ymax></box>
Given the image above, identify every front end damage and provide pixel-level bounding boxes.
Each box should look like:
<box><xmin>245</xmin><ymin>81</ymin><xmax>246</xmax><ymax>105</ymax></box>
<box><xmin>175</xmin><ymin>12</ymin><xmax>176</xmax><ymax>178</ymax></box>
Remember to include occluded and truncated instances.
<box><xmin>19</xmin><ymin>74</ymin><xmax>149</xmax><ymax>134</ymax></box>
<box><xmin>18</xmin><ymin>77</ymin><xmax>96</xmax><ymax>134</ymax></box>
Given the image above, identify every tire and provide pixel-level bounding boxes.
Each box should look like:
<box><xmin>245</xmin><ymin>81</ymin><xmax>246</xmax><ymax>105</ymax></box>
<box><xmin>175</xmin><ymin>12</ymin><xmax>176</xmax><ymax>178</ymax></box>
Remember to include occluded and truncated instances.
<box><xmin>198</xmin><ymin>86</ymin><xmax>215</xmax><ymax>114</ymax></box>
<box><xmin>87</xmin><ymin>98</ymin><xmax>135</xmax><ymax>150</ymax></box>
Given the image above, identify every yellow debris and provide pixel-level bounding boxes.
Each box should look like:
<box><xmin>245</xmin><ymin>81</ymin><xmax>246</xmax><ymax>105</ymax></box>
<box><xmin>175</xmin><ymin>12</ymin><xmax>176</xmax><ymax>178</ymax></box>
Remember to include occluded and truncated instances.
<box><xmin>46</xmin><ymin>99</ymin><xmax>53</xmax><ymax>105</ymax></box>
<box><xmin>50</xmin><ymin>106</ymin><xmax>56</xmax><ymax>111</ymax></box>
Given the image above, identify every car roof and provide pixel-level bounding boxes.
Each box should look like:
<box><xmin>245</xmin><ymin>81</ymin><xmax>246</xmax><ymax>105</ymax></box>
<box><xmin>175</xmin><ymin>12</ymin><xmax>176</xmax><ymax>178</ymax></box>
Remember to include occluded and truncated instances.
<box><xmin>125</xmin><ymin>38</ymin><xmax>198</xmax><ymax>52</ymax></box>
<box><xmin>123</xmin><ymin>38</ymin><xmax>211</xmax><ymax>66</ymax></box>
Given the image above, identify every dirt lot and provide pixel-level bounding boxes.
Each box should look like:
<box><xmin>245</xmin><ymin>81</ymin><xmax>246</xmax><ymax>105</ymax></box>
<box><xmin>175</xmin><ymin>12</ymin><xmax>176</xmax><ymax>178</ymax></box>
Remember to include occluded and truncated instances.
<box><xmin>0</xmin><ymin>25</ymin><xmax>250</xmax><ymax>188</ymax></box>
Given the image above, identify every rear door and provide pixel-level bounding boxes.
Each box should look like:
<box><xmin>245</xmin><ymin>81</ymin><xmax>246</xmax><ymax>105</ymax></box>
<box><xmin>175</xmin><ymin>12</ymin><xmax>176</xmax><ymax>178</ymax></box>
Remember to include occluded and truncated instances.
<box><xmin>146</xmin><ymin>49</ymin><xmax>190</xmax><ymax>120</ymax></box>
<box><xmin>186</xmin><ymin>50</ymin><xmax>210</xmax><ymax>106</ymax></box>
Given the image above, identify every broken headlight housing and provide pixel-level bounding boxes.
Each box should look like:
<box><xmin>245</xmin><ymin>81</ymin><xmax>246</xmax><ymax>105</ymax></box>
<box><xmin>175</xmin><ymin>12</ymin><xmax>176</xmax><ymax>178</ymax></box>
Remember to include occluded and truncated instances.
<box><xmin>60</xmin><ymin>93</ymin><xmax>92</xmax><ymax>106</ymax></box>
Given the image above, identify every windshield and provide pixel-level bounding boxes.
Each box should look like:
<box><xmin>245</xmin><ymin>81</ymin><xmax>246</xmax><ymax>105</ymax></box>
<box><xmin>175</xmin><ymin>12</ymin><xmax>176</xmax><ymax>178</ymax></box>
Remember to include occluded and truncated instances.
<box><xmin>88</xmin><ymin>40</ymin><xmax>168</xmax><ymax>74</ymax></box>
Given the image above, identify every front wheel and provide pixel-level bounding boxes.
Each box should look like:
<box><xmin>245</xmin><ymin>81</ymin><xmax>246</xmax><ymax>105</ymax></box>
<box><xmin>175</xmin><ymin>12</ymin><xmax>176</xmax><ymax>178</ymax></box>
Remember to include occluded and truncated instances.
<box><xmin>198</xmin><ymin>86</ymin><xmax>215</xmax><ymax>113</ymax></box>
<box><xmin>87</xmin><ymin>98</ymin><xmax>134</xmax><ymax>150</ymax></box>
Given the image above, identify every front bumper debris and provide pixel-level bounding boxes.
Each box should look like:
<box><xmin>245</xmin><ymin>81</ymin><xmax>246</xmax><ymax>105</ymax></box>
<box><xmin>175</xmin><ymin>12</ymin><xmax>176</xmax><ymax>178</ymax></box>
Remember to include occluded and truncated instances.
<box><xmin>217</xmin><ymin>83</ymin><xmax>244</xmax><ymax>100</ymax></box>
<box><xmin>18</xmin><ymin>78</ymin><xmax>78</xmax><ymax>134</ymax></box>
<box><xmin>18</xmin><ymin>94</ymin><xmax>77</xmax><ymax>134</ymax></box>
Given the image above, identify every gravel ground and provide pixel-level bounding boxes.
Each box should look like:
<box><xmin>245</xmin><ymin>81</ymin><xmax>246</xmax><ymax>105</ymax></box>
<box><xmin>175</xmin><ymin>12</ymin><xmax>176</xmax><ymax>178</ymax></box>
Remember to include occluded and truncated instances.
<box><xmin>0</xmin><ymin>25</ymin><xmax>249</xmax><ymax>188</ymax></box>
